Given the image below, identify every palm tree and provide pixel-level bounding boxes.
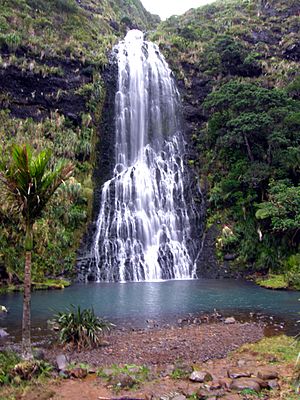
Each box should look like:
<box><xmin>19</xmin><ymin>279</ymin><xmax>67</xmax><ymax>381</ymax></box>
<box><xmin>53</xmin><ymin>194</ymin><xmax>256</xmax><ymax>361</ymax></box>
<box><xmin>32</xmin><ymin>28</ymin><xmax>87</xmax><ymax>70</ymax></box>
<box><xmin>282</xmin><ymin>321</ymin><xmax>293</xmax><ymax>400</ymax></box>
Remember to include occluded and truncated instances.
<box><xmin>0</xmin><ymin>144</ymin><xmax>73</xmax><ymax>359</ymax></box>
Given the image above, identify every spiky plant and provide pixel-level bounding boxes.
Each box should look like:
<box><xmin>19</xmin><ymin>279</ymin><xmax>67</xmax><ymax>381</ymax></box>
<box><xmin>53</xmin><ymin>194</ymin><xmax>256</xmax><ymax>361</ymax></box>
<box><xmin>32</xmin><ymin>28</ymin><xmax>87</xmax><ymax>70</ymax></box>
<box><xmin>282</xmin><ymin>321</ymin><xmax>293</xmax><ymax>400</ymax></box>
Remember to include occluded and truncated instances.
<box><xmin>0</xmin><ymin>144</ymin><xmax>73</xmax><ymax>359</ymax></box>
<box><xmin>54</xmin><ymin>305</ymin><xmax>114</xmax><ymax>350</ymax></box>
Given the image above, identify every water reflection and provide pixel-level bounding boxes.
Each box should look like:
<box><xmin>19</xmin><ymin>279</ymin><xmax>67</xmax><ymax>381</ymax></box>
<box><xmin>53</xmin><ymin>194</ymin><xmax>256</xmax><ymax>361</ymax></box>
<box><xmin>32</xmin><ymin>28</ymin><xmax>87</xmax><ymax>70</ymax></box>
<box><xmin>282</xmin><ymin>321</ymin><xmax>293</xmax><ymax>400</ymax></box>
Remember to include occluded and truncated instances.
<box><xmin>0</xmin><ymin>279</ymin><xmax>299</xmax><ymax>340</ymax></box>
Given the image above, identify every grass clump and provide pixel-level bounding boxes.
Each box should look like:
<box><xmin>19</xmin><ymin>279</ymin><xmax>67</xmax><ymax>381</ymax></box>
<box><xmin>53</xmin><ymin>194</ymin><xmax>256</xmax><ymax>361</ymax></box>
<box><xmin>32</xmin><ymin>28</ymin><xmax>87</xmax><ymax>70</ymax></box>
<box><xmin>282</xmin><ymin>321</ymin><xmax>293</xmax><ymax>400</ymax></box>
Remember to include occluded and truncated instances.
<box><xmin>0</xmin><ymin>352</ymin><xmax>53</xmax><ymax>387</ymax></box>
<box><xmin>32</xmin><ymin>279</ymin><xmax>70</xmax><ymax>290</ymax></box>
<box><xmin>54</xmin><ymin>305</ymin><xmax>114</xmax><ymax>350</ymax></box>
<box><xmin>98</xmin><ymin>364</ymin><xmax>150</xmax><ymax>391</ymax></box>
<box><xmin>239</xmin><ymin>335</ymin><xmax>300</xmax><ymax>363</ymax></box>
<box><xmin>256</xmin><ymin>274</ymin><xmax>289</xmax><ymax>290</ymax></box>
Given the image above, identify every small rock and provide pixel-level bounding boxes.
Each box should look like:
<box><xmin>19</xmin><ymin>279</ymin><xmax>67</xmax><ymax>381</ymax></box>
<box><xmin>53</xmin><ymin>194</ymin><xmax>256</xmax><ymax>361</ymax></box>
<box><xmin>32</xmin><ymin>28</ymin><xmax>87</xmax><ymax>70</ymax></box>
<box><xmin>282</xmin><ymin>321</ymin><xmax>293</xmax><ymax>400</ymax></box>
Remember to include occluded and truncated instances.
<box><xmin>227</xmin><ymin>368</ymin><xmax>251</xmax><ymax>379</ymax></box>
<box><xmin>224</xmin><ymin>317</ymin><xmax>236</xmax><ymax>324</ymax></box>
<box><xmin>102</xmin><ymin>368</ymin><xmax>114</xmax><ymax>376</ymax></box>
<box><xmin>209</xmin><ymin>381</ymin><xmax>221</xmax><ymax>390</ymax></box>
<box><xmin>111</xmin><ymin>373</ymin><xmax>136</xmax><ymax>388</ymax></box>
<box><xmin>196</xmin><ymin>389</ymin><xmax>211</xmax><ymax>400</ymax></box>
<box><xmin>222</xmin><ymin>395</ymin><xmax>241</xmax><ymax>400</ymax></box>
<box><xmin>268</xmin><ymin>379</ymin><xmax>280</xmax><ymax>390</ymax></box>
<box><xmin>189</xmin><ymin>370</ymin><xmax>213</xmax><ymax>383</ymax></box>
<box><xmin>163</xmin><ymin>364</ymin><xmax>175</xmax><ymax>377</ymax></box>
<box><xmin>172</xmin><ymin>395</ymin><xmax>186</xmax><ymax>400</ymax></box>
<box><xmin>56</xmin><ymin>354</ymin><xmax>68</xmax><ymax>371</ymax></box>
<box><xmin>218</xmin><ymin>377</ymin><xmax>232</xmax><ymax>389</ymax></box>
<box><xmin>230</xmin><ymin>378</ymin><xmax>261</xmax><ymax>392</ymax></box>
<box><xmin>33</xmin><ymin>349</ymin><xmax>45</xmax><ymax>360</ymax></box>
<box><xmin>0</xmin><ymin>328</ymin><xmax>9</xmax><ymax>338</ymax></box>
<box><xmin>257</xmin><ymin>368</ymin><xmax>279</xmax><ymax>380</ymax></box>
<box><xmin>182</xmin><ymin>387</ymin><xmax>199</xmax><ymax>397</ymax></box>
<box><xmin>237</xmin><ymin>359</ymin><xmax>246</xmax><ymax>367</ymax></box>
<box><xmin>250</xmin><ymin>377</ymin><xmax>269</xmax><ymax>389</ymax></box>
<box><xmin>69</xmin><ymin>367</ymin><xmax>88</xmax><ymax>379</ymax></box>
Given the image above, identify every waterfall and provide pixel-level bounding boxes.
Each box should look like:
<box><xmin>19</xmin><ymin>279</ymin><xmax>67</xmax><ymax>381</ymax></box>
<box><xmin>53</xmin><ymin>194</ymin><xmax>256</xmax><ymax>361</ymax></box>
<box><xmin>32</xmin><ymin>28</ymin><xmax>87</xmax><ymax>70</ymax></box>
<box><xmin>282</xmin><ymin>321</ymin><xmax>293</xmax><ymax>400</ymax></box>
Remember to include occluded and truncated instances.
<box><xmin>90</xmin><ymin>30</ymin><xmax>198</xmax><ymax>282</ymax></box>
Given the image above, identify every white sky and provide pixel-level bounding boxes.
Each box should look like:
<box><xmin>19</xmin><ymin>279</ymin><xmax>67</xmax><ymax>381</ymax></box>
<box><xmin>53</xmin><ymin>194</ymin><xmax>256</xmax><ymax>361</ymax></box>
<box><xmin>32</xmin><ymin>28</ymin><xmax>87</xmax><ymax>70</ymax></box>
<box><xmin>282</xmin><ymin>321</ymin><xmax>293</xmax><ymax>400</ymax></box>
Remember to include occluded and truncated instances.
<box><xmin>141</xmin><ymin>0</ymin><xmax>216</xmax><ymax>20</ymax></box>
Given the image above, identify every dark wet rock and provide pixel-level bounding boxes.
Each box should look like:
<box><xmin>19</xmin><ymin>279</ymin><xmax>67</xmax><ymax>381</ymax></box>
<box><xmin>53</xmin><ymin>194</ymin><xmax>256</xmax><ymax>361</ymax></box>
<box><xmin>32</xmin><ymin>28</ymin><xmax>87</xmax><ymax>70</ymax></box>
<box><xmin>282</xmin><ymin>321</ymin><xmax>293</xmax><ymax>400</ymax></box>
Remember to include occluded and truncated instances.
<box><xmin>257</xmin><ymin>368</ymin><xmax>279</xmax><ymax>380</ymax></box>
<box><xmin>224</xmin><ymin>254</ymin><xmax>237</xmax><ymax>261</ymax></box>
<box><xmin>189</xmin><ymin>370</ymin><xmax>213</xmax><ymax>383</ymax></box>
<box><xmin>0</xmin><ymin>61</ymin><xmax>90</xmax><ymax>122</ymax></box>
<box><xmin>56</xmin><ymin>354</ymin><xmax>68</xmax><ymax>371</ymax></box>
<box><xmin>230</xmin><ymin>378</ymin><xmax>261</xmax><ymax>392</ymax></box>
<box><xmin>227</xmin><ymin>368</ymin><xmax>251</xmax><ymax>379</ymax></box>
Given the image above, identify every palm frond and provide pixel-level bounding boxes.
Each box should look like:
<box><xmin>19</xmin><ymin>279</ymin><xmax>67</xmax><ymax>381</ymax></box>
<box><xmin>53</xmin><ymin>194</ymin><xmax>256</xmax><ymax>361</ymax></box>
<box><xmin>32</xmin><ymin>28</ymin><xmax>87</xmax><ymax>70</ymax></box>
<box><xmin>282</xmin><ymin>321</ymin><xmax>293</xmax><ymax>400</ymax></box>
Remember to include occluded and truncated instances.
<box><xmin>0</xmin><ymin>144</ymin><xmax>74</xmax><ymax>223</ymax></box>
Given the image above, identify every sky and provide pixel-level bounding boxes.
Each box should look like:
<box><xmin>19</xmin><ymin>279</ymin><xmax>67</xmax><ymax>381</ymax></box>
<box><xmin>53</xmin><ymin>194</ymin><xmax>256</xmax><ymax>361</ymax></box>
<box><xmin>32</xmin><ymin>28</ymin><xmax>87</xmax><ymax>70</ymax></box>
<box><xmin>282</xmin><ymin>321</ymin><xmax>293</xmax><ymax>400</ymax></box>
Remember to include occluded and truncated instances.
<box><xmin>141</xmin><ymin>0</ymin><xmax>216</xmax><ymax>20</ymax></box>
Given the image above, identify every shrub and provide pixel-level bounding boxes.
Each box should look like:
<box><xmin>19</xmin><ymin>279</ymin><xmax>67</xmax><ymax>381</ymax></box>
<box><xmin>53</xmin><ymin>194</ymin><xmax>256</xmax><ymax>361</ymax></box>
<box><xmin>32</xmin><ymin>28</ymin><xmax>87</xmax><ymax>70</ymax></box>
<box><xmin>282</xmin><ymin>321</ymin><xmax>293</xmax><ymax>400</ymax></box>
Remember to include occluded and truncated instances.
<box><xmin>0</xmin><ymin>351</ymin><xmax>20</xmax><ymax>385</ymax></box>
<box><xmin>283</xmin><ymin>254</ymin><xmax>300</xmax><ymax>290</ymax></box>
<box><xmin>54</xmin><ymin>306</ymin><xmax>114</xmax><ymax>350</ymax></box>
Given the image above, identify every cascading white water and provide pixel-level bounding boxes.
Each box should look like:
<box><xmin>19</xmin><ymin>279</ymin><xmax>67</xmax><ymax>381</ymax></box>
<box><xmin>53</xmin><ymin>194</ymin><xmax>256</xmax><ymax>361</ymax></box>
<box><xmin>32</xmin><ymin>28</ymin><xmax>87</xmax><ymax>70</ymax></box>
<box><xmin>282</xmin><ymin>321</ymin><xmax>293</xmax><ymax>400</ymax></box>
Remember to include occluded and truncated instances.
<box><xmin>91</xmin><ymin>30</ymin><xmax>198</xmax><ymax>282</ymax></box>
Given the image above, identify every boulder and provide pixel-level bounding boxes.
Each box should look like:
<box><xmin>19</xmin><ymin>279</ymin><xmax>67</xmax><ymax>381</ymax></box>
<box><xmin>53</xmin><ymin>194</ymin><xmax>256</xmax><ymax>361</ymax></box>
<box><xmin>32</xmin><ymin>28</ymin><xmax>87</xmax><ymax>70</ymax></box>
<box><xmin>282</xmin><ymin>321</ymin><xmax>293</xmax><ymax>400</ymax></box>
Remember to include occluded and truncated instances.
<box><xmin>224</xmin><ymin>317</ymin><xmax>236</xmax><ymax>324</ymax></box>
<box><xmin>56</xmin><ymin>354</ymin><xmax>68</xmax><ymax>371</ymax></box>
<box><xmin>257</xmin><ymin>368</ymin><xmax>279</xmax><ymax>380</ymax></box>
<box><xmin>189</xmin><ymin>370</ymin><xmax>213</xmax><ymax>383</ymax></box>
<box><xmin>230</xmin><ymin>378</ymin><xmax>261</xmax><ymax>392</ymax></box>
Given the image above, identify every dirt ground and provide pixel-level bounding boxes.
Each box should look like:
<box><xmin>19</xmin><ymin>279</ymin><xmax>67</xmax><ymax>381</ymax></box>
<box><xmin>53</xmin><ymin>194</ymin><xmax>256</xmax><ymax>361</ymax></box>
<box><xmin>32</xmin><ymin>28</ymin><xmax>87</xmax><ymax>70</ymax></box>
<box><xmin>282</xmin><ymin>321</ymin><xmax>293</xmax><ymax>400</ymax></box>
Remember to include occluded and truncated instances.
<box><xmin>1</xmin><ymin>321</ymin><xmax>298</xmax><ymax>400</ymax></box>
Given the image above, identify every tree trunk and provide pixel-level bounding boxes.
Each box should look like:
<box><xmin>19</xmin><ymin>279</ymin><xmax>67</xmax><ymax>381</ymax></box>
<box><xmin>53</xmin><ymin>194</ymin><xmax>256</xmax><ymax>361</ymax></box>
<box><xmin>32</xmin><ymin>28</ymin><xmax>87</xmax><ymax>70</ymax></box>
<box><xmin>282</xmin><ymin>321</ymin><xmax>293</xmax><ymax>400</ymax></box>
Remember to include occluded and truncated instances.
<box><xmin>22</xmin><ymin>250</ymin><xmax>32</xmax><ymax>359</ymax></box>
<box><xmin>22</xmin><ymin>223</ymin><xmax>33</xmax><ymax>360</ymax></box>
<box><xmin>243</xmin><ymin>133</ymin><xmax>254</xmax><ymax>162</ymax></box>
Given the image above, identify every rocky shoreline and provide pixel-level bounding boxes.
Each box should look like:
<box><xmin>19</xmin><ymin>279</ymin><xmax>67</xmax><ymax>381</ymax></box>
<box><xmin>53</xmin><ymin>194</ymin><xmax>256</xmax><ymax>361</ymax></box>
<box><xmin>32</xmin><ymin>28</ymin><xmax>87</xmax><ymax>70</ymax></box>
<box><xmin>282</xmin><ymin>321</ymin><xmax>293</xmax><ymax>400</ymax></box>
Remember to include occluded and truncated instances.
<box><xmin>45</xmin><ymin>321</ymin><xmax>264</xmax><ymax>368</ymax></box>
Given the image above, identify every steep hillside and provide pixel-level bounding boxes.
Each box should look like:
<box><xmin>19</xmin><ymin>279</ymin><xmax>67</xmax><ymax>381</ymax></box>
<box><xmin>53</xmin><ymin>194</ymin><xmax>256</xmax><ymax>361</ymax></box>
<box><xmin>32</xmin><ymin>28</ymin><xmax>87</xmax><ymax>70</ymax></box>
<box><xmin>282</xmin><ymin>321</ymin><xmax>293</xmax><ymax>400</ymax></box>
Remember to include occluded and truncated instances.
<box><xmin>0</xmin><ymin>0</ymin><xmax>159</xmax><ymax>285</ymax></box>
<box><xmin>151</xmin><ymin>0</ymin><xmax>300</xmax><ymax>282</ymax></box>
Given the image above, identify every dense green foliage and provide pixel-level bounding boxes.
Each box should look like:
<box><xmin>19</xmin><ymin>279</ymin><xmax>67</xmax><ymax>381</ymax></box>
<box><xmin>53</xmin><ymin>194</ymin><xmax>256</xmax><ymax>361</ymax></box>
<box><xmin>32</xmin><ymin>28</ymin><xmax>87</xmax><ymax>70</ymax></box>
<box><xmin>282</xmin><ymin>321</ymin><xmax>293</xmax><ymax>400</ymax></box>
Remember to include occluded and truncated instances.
<box><xmin>0</xmin><ymin>0</ymin><xmax>159</xmax><ymax>285</ymax></box>
<box><xmin>54</xmin><ymin>305</ymin><xmax>114</xmax><ymax>349</ymax></box>
<box><xmin>153</xmin><ymin>0</ymin><xmax>300</xmax><ymax>280</ymax></box>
